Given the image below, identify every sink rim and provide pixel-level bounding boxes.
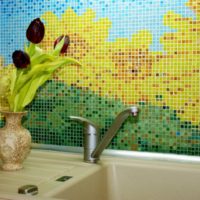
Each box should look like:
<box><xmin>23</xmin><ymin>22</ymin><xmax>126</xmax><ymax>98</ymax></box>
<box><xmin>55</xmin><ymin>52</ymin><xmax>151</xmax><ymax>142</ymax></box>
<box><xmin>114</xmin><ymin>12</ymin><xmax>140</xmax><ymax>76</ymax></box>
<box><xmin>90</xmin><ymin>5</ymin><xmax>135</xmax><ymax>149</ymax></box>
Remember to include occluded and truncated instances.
<box><xmin>32</xmin><ymin>143</ymin><xmax>200</xmax><ymax>164</ymax></box>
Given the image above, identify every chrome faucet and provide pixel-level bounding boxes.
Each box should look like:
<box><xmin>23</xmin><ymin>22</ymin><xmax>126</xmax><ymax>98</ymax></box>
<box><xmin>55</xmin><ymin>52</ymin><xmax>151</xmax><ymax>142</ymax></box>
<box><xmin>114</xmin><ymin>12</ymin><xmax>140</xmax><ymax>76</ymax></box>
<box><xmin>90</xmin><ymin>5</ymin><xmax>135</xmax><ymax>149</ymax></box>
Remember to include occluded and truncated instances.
<box><xmin>69</xmin><ymin>106</ymin><xmax>139</xmax><ymax>163</ymax></box>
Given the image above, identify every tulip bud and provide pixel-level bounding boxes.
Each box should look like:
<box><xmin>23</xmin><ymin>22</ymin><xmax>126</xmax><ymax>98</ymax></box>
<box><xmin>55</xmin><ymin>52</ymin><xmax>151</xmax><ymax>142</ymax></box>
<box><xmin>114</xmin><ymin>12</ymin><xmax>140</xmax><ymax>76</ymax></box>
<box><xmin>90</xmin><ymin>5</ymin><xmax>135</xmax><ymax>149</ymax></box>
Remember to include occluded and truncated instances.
<box><xmin>12</xmin><ymin>50</ymin><xmax>30</xmax><ymax>69</ymax></box>
<box><xmin>26</xmin><ymin>18</ymin><xmax>45</xmax><ymax>44</ymax></box>
<box><xmin>54</xmin><ymin>35</ymin><xmax>70</xmax><ymax>54</ymax></box>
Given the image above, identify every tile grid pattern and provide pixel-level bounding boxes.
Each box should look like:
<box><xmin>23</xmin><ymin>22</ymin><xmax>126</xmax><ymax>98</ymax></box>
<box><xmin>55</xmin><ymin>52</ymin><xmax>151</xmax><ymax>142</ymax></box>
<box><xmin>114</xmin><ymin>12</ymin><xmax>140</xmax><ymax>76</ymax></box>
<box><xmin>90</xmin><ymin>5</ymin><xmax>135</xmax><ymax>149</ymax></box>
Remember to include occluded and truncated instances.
<box><xmin>0</xmin><ymin>0</ymin><xmax>199</xmax><ymax>156</ymax></box>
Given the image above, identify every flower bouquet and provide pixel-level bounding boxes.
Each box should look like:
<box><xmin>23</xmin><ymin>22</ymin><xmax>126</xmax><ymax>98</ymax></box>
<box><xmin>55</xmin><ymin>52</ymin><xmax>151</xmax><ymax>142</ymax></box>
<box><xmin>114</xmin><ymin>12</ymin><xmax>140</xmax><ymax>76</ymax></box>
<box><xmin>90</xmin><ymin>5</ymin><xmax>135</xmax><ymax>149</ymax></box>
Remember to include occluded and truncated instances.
<box><xmin>0</xmin><ymin>18</ymin><xmax>80</xmax><ymax>170</ymax></box>
<box><xmin>0</xmin><ymin>18</ymin><xmax>80</xmax><ymax>112</ymax></box>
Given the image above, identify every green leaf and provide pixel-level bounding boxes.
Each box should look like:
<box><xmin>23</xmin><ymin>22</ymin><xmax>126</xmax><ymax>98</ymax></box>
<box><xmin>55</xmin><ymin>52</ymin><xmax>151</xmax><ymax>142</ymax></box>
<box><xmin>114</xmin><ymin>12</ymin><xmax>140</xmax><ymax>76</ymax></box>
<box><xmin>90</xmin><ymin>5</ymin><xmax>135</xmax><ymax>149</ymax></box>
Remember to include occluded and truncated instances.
<box><xmin>31</xmin><ymin>53</ymin><xmax>56</xmax><ymax>66</ymax></box>
<box><xmin>0</xmin><ymin>76</ymin><xmax>10</xmax><ymax>96</ymax></box>
<box><xmin>14</xmin><ymin>72</ymin><xmax>52</xmax><ymax>111</ymax></box>
<box><xmin>44</xmin><ymin>57</ymin><xmax>82</xmax><ymax>73</ymax></box>
<box><xmin>13</xmin><ymin>79</ymin><xmax>32</xmax><ymax>111</ymax></box>
<box><xmin>52</xmin><ymin>37</ymin><xmax>65</xmax><ymax>56</ymax></box>
<box><xmin>9</xmin><ymin>67</ymin><xmax>17</xmax><ymax>94</ymax></box>
<box><xmin>25</xmin><ymin>43</ymin><xmax>43</xmax><ymax>60</ymax></box>
<box><xmin>14</xmin><ymin>57</ymin><xmax>81</xmax><ymax>95</ymax></box>
<box><xmin>27</xmin><ymin>43</ymin><xmax>36</xmax><ymax>57</ymax></box>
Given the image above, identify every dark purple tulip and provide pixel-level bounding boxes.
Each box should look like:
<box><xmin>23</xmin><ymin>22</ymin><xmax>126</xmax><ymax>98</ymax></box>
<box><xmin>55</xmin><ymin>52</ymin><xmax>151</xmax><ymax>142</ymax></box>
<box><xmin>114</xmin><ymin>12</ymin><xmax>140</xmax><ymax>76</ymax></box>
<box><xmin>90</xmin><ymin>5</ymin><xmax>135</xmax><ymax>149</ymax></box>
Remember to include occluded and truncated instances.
<box><xmin>26</xmin><ymin>18</ymin><xmax>45</xmax><ymax>44</ymax></box>
<box><xmin>12</xmin><ymin>50</ymin><xmax>30</xmax><ymax>69</ymax></box>
<box><xmin>54</xmin><ymin>35</ymin><xmax>70</xmax><ymax>54</ymax></box>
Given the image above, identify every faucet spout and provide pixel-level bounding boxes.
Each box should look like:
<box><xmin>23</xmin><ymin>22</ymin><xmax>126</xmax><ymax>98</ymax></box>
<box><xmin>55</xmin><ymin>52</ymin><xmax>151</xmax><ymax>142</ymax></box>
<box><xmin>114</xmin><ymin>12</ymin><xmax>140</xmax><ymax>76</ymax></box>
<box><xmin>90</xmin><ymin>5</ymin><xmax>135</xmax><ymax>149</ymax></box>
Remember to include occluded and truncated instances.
<box><xmin>91</xmin><ymin>106</ymin><xmax>138</xmax><ymax>160</ymax></box>
<box><xmin>69</xmin><ymin>106</ymin><xmax>138</xmax><ymax>163</ymax></box>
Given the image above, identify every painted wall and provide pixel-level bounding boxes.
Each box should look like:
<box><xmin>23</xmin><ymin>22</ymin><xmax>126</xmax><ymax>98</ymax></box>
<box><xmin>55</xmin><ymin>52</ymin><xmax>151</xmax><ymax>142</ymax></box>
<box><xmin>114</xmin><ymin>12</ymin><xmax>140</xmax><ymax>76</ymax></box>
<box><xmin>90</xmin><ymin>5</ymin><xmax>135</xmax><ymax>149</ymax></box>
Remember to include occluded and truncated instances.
<box><xmin>0</xmin><ymin>0</ymin><xmax>199</xmax><ymax>155</ymax></box>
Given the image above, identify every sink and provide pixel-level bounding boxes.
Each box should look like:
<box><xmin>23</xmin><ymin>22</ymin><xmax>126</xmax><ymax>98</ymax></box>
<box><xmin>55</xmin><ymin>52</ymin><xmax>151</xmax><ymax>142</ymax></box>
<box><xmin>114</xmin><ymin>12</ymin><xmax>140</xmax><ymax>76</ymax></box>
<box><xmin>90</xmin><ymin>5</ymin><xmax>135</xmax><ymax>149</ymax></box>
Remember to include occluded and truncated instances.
<box><xmin>0</xmin><ymin>149</ymin><xmax>99</xmax><ymax>200</ymax></box>
<box><xmin>46</xmin><ymin>156</ymin><xmax>200</xmax><ymax>200</ymax></box>
<box><xmin>0</xmin><ymin>149</ymin><xmax>200</xmax><ymax>200</ymax></box>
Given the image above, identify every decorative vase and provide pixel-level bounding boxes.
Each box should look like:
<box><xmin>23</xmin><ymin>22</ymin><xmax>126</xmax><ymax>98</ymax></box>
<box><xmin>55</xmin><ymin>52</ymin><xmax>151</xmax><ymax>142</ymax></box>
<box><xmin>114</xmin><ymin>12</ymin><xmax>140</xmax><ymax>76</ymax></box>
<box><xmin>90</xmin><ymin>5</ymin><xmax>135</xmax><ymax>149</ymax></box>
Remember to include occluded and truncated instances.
<box><xmin>0</xmin><ymin>111</ymin><xmax>31</xmax><ymax>171</ymax></box>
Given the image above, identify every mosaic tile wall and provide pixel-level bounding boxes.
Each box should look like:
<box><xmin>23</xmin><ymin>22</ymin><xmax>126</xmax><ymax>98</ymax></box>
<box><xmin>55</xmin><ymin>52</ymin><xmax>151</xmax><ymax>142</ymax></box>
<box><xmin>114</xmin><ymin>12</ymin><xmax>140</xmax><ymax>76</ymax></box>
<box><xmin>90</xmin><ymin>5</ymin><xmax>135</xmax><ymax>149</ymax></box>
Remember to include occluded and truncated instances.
<box><xmin>0</xmin><ymin>0</ymin><xmax>200</xmax><ymax>155</ymax></box>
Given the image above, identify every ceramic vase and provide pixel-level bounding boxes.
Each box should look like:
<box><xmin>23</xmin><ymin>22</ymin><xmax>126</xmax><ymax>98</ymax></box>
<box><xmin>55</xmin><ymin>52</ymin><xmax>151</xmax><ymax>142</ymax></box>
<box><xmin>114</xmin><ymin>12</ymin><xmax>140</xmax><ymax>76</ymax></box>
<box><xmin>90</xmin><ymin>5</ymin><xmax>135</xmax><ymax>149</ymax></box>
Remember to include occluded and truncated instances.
<box><xmin>0</xmin><ymin>111</ymin><xmax>31</xmax><ymax>171</ymax></box>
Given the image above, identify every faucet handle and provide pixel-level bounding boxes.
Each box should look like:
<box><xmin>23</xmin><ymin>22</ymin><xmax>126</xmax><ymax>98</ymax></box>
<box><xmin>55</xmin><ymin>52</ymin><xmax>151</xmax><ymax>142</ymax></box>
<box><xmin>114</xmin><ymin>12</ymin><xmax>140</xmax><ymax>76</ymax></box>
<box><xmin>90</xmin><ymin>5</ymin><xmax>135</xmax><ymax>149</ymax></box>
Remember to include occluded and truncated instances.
<box><xmin>69</xmin><ymin>116</ymin><xmax>99</xmax><ymax>163</ymax></box>
<box><xmin>69</xmin><ymin>116</ymin><xmax>99</xmax><ymax>132</ymax></box>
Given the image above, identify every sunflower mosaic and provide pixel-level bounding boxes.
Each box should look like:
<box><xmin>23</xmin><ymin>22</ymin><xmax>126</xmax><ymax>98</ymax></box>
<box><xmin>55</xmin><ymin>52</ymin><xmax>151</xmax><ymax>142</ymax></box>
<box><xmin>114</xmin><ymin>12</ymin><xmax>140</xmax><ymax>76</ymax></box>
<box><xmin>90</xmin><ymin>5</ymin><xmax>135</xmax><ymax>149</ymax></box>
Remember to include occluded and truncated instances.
<box><xmin>40</xmin><ymin>2</ymin><xmax>200</xmax><ymax>125</ymax></box>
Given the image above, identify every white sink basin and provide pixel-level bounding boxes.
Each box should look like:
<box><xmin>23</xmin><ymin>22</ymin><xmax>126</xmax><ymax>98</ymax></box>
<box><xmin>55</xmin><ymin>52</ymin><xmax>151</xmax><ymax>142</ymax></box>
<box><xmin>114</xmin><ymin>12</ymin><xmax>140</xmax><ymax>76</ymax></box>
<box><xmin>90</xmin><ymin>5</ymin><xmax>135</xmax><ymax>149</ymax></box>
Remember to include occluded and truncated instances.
<box><xmin>47</xmin><ymin>157</ymin><xmax>200</xmax><ymax>200</ymax></box>
<box><xmin>0</xmin><ymin>149</ymin><xmax>200</xmax><ymax>200</ymax></box>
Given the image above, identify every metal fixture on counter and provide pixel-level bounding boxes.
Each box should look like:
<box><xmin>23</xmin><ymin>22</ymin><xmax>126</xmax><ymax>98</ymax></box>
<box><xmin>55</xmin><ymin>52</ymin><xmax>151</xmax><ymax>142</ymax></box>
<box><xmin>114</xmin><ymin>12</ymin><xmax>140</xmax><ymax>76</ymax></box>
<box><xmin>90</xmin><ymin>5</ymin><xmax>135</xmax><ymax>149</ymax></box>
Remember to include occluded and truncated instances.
<box><xmin>70</xmin><ymin>106</ymin><xmax>139</xmax><ymax>163</ymax></box>
<box><xmin>56</xmin><ymin>176</ymin><xmax>73</xmax><ymax>182</ymax></box>
<box><xmin>18</xmin><ymin>185</ymin><xmax>38</xmax><ymax>195</ymax></box>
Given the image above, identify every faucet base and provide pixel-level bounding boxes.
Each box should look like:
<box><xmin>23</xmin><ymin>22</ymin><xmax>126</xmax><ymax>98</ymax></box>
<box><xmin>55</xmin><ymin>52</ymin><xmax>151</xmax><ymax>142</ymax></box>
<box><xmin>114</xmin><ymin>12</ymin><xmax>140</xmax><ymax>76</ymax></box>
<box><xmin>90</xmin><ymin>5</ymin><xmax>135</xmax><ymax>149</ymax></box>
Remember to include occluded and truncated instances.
<box><xmin>84</xmin><ymin>157</ymin><xmax>99</xmax><ymax>164</ymax></box>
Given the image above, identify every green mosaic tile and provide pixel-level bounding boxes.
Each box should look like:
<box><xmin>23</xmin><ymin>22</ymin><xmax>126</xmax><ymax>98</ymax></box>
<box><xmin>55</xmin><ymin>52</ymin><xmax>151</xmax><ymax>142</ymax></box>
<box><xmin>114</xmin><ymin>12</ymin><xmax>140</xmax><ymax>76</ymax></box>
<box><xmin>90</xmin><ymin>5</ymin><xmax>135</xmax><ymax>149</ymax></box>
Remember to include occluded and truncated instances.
<box><xmin>10</xmin><ymin>80</ymin><xmax>196</xmax><ymax>155</ymax></box>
